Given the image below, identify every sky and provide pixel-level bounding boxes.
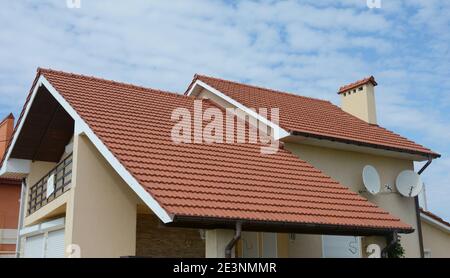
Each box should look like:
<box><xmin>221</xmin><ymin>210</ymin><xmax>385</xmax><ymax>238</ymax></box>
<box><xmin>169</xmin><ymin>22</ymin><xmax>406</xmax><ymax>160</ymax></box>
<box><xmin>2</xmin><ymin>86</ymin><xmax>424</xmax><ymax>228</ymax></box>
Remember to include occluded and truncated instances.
<box><xmin>1</xmin><ymin>0</ymin><xmax>449</xmax><ymax>219</ymax></box>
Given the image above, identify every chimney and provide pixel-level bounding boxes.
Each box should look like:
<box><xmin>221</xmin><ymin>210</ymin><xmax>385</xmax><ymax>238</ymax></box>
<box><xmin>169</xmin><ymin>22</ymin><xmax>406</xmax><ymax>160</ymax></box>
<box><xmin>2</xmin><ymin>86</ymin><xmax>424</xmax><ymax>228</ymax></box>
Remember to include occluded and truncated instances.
<box><xmin>338</xmin><ymin>76</ymin><xmax>378</xmax><ymax>124</ymax></box>
<box><xmin>0</xmin><ymin>113</ymin><xmax>15</xmax><ymax>160</ymax></box>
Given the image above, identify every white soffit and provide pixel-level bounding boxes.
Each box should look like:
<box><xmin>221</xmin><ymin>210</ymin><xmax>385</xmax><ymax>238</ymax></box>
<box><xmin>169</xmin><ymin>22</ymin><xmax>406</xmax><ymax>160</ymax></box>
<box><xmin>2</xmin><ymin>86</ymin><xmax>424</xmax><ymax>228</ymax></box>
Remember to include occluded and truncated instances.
<box><xmin>2</xmin><ymin>75</ymin><xmax>173</xmax><ymax>224</ymax></box>
<box><xmin>186</xmin><ymin>79</ymin><xmax>290</xmax><ymax>140</ymax></box>
<box><xmin>0</xmin><ymin>158</ymin><xmax>31</xmax><ymax>177</ymax></box>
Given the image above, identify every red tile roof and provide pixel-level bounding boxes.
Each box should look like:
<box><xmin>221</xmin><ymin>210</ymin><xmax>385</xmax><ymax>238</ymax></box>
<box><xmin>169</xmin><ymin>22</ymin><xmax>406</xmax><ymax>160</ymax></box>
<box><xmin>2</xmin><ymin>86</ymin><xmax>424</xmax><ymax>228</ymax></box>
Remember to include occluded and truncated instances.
<box><xmin>420</xmin><ymin>208</ymin><xmax>450</xmax><ymax>229</ymax></box>
<box><xmin>22</xmin><ymin>68</ymin><xmax>413</xmax><ymax>233</ymax></box>
<box><xmin>338</xmin><ymin>76</ymin><xmax>377</xmax><ymax>94</ymax></box>
<box><xmin>191</xmin><ymin>74</ymin><xmax>438</xmax><ymax>158</ymax></box>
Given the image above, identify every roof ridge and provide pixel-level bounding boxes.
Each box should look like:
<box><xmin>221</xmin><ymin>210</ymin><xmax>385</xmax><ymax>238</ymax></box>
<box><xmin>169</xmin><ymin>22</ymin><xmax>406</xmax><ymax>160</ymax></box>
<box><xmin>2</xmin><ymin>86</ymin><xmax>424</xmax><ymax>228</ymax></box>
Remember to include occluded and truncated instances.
<box><xmin>37</xmin><ymin>67</ymin><xmax>191</xmax><ymax>100</ymax></box>
<box><xmin>195</xmin><ymin>74</ymin><xmax>332</xmax><ymax>104</ymax></box>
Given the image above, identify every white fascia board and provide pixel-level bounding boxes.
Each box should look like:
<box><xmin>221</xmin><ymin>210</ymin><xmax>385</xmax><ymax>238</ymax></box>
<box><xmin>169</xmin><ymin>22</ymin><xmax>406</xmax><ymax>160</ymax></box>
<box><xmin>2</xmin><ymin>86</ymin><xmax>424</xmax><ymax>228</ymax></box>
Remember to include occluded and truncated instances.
<box><xmin>40</xmin><ymin>77</ymin><xmax>173</xmax><ymax>223</ymax></box>
<box><xmin>186</xmin><ymin>80</ymin><xmax>290</xmax><ymax>140</ymax></box>
<box><xmin>0</xmin><ymin>158</ymin><xmax>31</xmax><ymax>176</ymax></box>
<box><xmin>421</xmin><ymin>213</ymin><xmax>450</xmax><ymax>234</ymax></box>
<box><xmin>19</xmin><ymin>217</ymin><xmax>65</xmax><ymax>237</ymax></box>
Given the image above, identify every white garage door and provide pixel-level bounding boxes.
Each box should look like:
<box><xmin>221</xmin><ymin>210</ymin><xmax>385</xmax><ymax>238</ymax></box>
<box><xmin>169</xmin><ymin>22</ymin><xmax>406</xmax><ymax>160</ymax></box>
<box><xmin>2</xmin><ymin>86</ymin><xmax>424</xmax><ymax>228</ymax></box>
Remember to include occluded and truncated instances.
<box><xmin>23</xmin><ymin>234</ymin><xmax>45</xmax><ymax>258</ymax></box>
<box><xmin>23</xmin><ymin>228</ymin><xmax>65</xmax><ymax>258</ymax></box>
<box><xmin>46</xmin><ymin>229</ymin><xmax>65</xmax><ymax>258</ymax></box>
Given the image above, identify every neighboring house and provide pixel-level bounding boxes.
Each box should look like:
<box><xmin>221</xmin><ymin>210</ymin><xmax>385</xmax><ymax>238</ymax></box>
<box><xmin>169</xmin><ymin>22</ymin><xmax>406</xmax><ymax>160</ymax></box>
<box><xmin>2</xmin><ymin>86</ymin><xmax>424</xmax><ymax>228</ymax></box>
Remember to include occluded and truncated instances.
<box><xmin>0</xmin><ymin>114</ymin><xmax>21</xmax><ymax>258</ymax></box>
<box><xmin>420</xmin><ymin>209</ymin><xmax>450</xmax><ymax>258</ymax></box>
<box><xmin>0</xmin><ymin>68</ymin><xmax>440</xmax><ymax>258</ymax></box>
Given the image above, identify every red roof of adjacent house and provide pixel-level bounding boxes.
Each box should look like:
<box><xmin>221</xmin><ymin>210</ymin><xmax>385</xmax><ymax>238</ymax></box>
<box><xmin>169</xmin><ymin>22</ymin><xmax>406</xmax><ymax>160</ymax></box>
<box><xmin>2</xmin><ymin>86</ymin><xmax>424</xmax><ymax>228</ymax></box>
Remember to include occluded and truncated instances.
<box><xmin>29</xmin><ymin>68</ymin><xmax>412</xmax><ymax>233</ymax></box>
<box><xmin>338</xmin><ymin>76</ymin><xmax>377</xmax><ymax>94</ymax></box>
<box><xmin>420</xmin><ymin>208</ymin><xmax>450</xmax><ymax>229</ymax></box>
<box><xmin>191</xmin><ymin>74</ymin><xmax>438</xmax><ymax>158</ymax></box>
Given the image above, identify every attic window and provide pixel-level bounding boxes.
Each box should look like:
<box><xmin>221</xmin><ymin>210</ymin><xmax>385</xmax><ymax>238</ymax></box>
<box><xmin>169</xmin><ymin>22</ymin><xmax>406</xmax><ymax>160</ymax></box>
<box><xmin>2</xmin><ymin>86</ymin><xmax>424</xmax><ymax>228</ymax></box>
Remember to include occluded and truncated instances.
<box><xmin>358</xmin><ymin>86</ymin><xmax>363</xmax><ymax>91</ymax></box>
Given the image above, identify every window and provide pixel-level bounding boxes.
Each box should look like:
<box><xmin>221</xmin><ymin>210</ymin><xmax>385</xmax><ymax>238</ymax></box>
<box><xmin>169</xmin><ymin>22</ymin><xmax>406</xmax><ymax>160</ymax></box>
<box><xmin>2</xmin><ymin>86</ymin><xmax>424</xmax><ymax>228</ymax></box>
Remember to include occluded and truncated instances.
<box><xmin>262</xmin><ymin>233</ymin><xmax>277</xmax><ymax>258</ymax></box>
<box><xmin>322</xmin><ymin>235</ymin><xmax>361</xmax><ymax>258</ymax></box>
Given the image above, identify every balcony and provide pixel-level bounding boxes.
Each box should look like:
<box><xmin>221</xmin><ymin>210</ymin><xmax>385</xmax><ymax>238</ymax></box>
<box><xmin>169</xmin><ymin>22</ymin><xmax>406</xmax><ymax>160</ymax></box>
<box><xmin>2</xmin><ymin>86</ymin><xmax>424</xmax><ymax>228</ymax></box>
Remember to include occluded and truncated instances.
<box><xmin>27</xmin><ymin>153</ymin><xmax>73</xmax><ymax>216</ymax></box>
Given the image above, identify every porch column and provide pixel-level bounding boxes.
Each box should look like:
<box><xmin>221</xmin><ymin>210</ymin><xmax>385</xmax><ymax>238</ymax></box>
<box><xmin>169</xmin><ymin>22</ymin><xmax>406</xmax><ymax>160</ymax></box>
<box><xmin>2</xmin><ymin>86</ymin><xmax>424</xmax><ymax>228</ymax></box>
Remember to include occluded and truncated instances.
<box><xmin>205</xmin><ymin>229</ymin><xmax>235</xmax><ymax>258</ymax></box>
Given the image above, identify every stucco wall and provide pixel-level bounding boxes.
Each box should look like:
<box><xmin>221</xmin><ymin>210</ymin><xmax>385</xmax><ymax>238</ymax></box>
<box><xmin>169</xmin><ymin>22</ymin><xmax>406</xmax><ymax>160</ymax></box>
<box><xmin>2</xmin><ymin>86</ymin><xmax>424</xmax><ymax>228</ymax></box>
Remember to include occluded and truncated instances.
<box><xmin>24</xmin><ymin>161</ymin><xmax>57</xmax><ymax>217</ymax></box>
<box><xmin>285</xmin><ymin>142</ymin><xmax>420</xmax><ymax>258</ymax></box>
<box><xmin>136</xmin><ymin>214</ymin><xmax>205</xmax><ymax>257</ymax></box>
<box><xmin>422</xmin><ymin>220</ymin><xmax>450</xmax><ymax>258</ymax></box>
<box><xmin>66</xmin><ymin>134</ymin><xmax>139</xmax><ymax>258</ymax></box>
<box><xmin>288</xmin><ymin>234</ymin><xmax>323</xmax><ymax>258</ymax></box>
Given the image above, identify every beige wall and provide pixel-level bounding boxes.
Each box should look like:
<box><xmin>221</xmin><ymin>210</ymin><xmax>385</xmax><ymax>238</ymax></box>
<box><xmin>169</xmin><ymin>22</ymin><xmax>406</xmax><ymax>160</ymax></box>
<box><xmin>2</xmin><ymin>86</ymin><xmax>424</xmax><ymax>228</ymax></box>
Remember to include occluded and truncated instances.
<box><xmin>284</xmin><ymin>142</ymin><xmax>420</xmax><ymax>257</ymax></box>
<box><xmin>422</xmin><ymin>220</ymin><xmax>450</xmax><ymax>258</ymax></box>
<box><xmin>66</xmin><ymin>134</ymin><xmax>139</xmax><ymax>258</ymax></box>
<box><xmin>288</xmin><ymin>234</ymin><xmax>323</xmax><ymax>258</ymax></box>
<box><xmin>26</xmin><ymin>161</ymin><xmax>57</xmax><ymax>187</ymax></box>
<box><xmin>23</xmin><ymin>161</ymin><xmax>57</xmax><ymax>218</ymax></box>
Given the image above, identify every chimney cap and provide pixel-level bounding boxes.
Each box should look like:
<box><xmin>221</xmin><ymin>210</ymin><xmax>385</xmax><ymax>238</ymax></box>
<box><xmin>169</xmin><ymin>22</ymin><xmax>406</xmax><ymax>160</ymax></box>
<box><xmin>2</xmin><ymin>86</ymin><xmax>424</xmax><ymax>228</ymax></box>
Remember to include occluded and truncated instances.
<box><xmin>338</xmin><ymin>76</ymin><xmax>377</xmax><ymax>94</ymax></box>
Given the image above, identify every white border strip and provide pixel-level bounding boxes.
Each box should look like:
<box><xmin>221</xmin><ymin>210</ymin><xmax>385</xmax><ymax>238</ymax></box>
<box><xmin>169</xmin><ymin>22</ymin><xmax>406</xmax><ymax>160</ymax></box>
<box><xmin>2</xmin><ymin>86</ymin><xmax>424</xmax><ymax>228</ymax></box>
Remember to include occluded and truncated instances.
<box><xmin>19</xmin><ymin>217</ymin><xmax>65</xmax><ymax>237</ymax></box>
<box><xmin>2</xmin><ymin>75</ymin><xmax>173</xmax><ymax>223</ymax></box>
<box><xmin>186</xmin><ymin>80</ymin><xmax>290</xmax><ymax>140</ymax></box>
<box><xmin>421</xmin><ymin>213</ymin><xmax>450</xmax><ymax>234</ymax></box>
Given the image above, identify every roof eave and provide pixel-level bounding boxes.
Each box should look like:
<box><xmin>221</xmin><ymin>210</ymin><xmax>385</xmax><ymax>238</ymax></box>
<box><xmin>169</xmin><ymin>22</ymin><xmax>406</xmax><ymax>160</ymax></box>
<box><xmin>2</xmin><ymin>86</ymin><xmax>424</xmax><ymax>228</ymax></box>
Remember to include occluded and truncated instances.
<box><xmin>289</xmin><ymin>130</ymin><xmax>440</xmax><ymax>160</ymax></box>
<box><xmin>170</xmin><ymin>215</ymin><xmax>414</xmax><ymax>236</ymax></box>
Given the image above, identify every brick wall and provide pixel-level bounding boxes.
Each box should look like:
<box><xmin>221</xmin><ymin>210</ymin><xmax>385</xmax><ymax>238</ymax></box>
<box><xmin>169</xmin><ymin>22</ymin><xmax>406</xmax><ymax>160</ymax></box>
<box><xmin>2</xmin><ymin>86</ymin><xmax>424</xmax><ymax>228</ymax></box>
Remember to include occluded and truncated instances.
<box><xmin>136</xmin><ymin>214</ymin><xmax>205</xmax><ymax>258</ymax></box>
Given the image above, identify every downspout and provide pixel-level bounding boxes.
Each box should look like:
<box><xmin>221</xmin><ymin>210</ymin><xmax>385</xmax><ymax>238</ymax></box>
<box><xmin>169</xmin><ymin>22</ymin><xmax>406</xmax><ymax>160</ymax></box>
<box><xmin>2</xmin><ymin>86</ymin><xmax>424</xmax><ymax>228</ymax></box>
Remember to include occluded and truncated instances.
<box><xmin>15</xmin><ymin>179</ymin><xmax>27</xmax><ymax>258</ymax></box>
<box><xmin>414</xmin><ymin>156</ymin><xmax>433</xmax><ymax>258</ymax></box>
<box><xmin>381</xmin><ymin>231</ymin><xmax>398</xmax><ymax>258</ymax></box>
<box><xmin>225</xmin><ymin>222</ymin><xmax>242</xmax><ymax>258</ymax></box>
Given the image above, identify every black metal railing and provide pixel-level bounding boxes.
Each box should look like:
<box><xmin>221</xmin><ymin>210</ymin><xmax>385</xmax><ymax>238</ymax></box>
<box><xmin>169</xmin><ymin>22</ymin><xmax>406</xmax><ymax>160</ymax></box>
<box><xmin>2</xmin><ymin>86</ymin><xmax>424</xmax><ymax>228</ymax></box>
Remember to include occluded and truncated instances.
<box><xmin>27</xmin><ymin>153</ymin><xmax>73</xmax><ymax>215</ymax></box>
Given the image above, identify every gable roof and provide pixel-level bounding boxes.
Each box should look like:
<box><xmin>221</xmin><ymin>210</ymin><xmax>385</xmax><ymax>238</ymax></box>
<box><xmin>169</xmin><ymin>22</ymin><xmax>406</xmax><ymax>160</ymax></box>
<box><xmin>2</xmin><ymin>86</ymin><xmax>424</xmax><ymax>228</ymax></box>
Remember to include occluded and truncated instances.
<box><xmin>189</xmin><ymin>75</ymin><xmax>439</xmax><ymax>159</ymax></box>
<box><xmin>6</xmin><ymin>68</ymin><xmax>414</xmax><ymax>234</ymax></box>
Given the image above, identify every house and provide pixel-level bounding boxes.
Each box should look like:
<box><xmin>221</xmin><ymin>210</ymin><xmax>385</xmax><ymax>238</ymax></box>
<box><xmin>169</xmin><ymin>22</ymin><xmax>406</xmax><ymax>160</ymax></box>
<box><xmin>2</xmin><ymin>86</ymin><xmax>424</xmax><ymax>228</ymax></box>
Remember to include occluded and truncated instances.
<box><xmin>420</xmin><ymin>209</ymin><xmax>450</xmax><ymax>258</ymax></box>
<box><xmin>0</xmin><ymin>68</ymin><xmax>440</xmax><ymax>258</ymax></box>
<box><xmin>0</xmin><ymin>114</ymin><xmax>21</xmax><ymax>258</ymax></box>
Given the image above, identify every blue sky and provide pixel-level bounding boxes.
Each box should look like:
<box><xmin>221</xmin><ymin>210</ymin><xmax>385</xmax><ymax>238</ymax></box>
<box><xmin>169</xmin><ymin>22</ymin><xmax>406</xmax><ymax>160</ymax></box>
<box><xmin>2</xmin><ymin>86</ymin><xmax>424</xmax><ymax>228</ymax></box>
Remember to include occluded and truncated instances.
<box><xmin>1</xmin><ymin>0</ymin><xmax>449</xmax><ymax>219</ymax></box>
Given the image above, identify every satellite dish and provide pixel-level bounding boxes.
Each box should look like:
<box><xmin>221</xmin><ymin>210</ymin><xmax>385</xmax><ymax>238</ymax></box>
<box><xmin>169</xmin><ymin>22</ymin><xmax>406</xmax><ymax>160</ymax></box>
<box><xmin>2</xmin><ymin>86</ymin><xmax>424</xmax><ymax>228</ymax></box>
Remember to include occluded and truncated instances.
<box><xmin>396</xmin><ymin>170</ymin><xmax>423</xmax><ymax>197</ymax></box>
<box><xmin>362</xmin><ymin>165</ymin><xmax>381</xmax><ymax>194</ymax></box>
